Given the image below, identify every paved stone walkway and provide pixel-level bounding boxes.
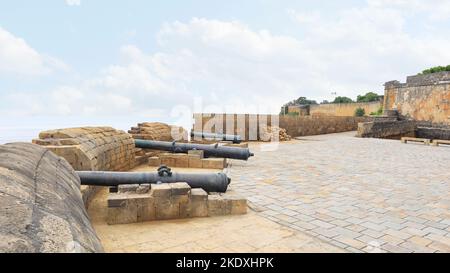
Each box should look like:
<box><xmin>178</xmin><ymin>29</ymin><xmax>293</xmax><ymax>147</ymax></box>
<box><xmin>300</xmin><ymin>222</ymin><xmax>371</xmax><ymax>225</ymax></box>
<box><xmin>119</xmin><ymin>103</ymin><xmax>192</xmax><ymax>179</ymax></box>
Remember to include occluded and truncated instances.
<box><xmin>228</xmin><ymin>132</ymin><xmax>450</xmax><ymax>253</ymax></box>
<box><xmin>89</xmin><ymin>188</ymin><xmax>344</xmax><ymax>253</ymax></box>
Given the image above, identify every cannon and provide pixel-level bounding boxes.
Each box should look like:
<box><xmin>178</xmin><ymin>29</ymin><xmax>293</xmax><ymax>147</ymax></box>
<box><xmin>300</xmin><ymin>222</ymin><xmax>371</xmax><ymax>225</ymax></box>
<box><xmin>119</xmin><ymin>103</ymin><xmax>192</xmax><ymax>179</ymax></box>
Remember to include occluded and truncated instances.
<box><xmin>191</xmin><ymin>131</ymin><xmax>242</xmax><ymax>144</ymax></box>
<box><xmin>76</xmin><ymin>166</ymin><xmax>230</xmax><ymax>193</ymax></box>
<box><xmin>134</xmin><ymin>139</ymin><xmax>254</xmax><ymax>161</ymax></box>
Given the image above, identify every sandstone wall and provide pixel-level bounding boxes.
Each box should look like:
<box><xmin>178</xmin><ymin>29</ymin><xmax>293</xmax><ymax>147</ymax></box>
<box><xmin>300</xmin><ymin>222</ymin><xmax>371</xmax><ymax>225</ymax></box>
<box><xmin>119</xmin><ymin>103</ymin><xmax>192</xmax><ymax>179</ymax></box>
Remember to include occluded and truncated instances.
<box><xmin>0</xmin><ymin>143</ymin><xmax>103</xmax><ymax>253</ymax></box>
<box><xmin>279</xmin><ymin>116</ymin><xmax>369</xmax><ymax>137</ymax></box>
<box><xmin>357</xmin><ymin>120</ymin><xmax>416</xmax><ymax>139</ymax></box>
<box><xmin>193</xmin><ymin>113</ymin><xmax>368</xmax><ymax>140</ymax></box>
<box><xmin>309</xmin><ymin>101</ymin><xmax>382</xmax><ymax>117</ymax></box>
<box><xmin>33</xmin><ymin>127</ymin><xmax>136</xmax><ymax>172</ymax></box>
<box><xmin>384</xmin><ymin>72</ymin><xmax>450</xmax><ymax>125</ymax></box>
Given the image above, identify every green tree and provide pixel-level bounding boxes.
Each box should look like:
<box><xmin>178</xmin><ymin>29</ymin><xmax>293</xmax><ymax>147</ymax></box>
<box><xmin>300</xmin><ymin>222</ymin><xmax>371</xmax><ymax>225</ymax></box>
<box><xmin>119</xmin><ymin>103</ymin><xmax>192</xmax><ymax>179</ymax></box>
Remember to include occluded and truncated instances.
<box><xmin>357</xmin><ymin>92</ymin><xmax>381</xmax><ymax>103</ymax></box>
<box><xmin>332</xmin><ymin>96</ymin><xmax>353</xmax><ymax>103</ymax></box>
<box><xmin>420</xmin><ymin>65</ymin><xmax>450</xmax><ymax>75</ymax></box>
<box><xmin>355</xmin><ymin>107</ymin><xmax>365</xmax><ymax>117</ymax></box>
<box><xmin>280</xmin><ymin>97</ymin><xmax>318</xmax><ymax>114</ymax></box>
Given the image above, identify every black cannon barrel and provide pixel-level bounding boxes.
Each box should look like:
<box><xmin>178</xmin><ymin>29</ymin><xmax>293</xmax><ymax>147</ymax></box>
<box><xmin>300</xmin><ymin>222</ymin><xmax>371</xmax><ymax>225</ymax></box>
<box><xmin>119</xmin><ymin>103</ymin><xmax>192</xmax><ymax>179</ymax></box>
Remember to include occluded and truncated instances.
<box><xmin>76</xmin><ymin>169</ymin><xmax>230</xmax><ymax>193</ymax></box>
<box><xmin>134</xmin><ymin>139</ymin><xmax>254</xmax><ymax>160</ymax></box>
<box><xmin>191</xmin><ymin>131</ymin><xmax>242</xmax><ymax>144</ymax></box>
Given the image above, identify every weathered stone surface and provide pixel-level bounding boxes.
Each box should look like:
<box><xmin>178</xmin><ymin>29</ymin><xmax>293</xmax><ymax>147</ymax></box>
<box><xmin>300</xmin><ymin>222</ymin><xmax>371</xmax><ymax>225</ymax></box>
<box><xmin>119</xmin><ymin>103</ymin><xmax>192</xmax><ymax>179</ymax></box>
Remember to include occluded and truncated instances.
<box><xmin>136</xmin><ymin>184</ymin><xmax>151</xmax><ymax>194</ymax></box>
<box><xmin>384</xmin><ymin>72</ymin><xmax>450</xmax><ymax>125</ymax></box>
<box><xmin>150</xmin><ymin>183</ymin><xmax>171</xmax><ymax>197</ymax></box>
<box><xmin>190</xmin><ymin>189</ymin><xmax>208</xmax><ymax>217</ymax></box>
<box><xmin>148</xmin><ymin>156</ymin><xmax>161</xmax><ymax>167</ymax></box>
<box><xmin>357</xmin><ymin>120</ymin><xmax>416</xmax><ymax>139</ymax></box>
<box><xmin>202</xmin><ymin>158</ymin><xmax>226</xmax><ymax>169</ymax></box>
<box><xmin>128</xmin><ymin>122</ymin><xmax>187</xmax><ymax>142</ymax></box>
<box><xmin>0</xmin><ymin>143</ymin><xmax>103</xmax><ymax>253</ymax></box>
<box><xmin>188</xmin><ymin>157</ymin><xmax>203</xmax><ymax>168</ymax></box>
<box><xmin>207</xmin><ymin>195</ymin><xmax>231</xmax><ymax>216</ymax></box>
<box><xmin>222</xmin><ymin>193</ymin><xmax>247</xmax><ymax>215</ymax></box>
<box><xmin>33</xmin><ymin>127</ymin><xmax>137</xmax><ymax>179</ymax></box>
<box><xmin>170</xmin><ymin>182</ymin><xmax>191</xmax><ymax>196</ymax></box>
<box><xmin>118</xmin><ymin>184</ymin><xmax>139</xmax><ymax>193</ymax></box>
<box><xmin>188</xmin><ymin>150</ymin><xmax>204</xmax><ymax>158</ymax></box>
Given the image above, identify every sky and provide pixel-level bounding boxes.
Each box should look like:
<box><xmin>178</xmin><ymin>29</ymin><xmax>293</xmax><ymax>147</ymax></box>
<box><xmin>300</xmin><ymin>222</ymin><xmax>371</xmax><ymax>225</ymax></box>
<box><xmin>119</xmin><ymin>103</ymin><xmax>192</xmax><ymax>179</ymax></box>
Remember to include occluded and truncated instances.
<box><xmin>1</xmin><ymin>0</ymin><xmax>450</xmax><ymax>142</ymax></box>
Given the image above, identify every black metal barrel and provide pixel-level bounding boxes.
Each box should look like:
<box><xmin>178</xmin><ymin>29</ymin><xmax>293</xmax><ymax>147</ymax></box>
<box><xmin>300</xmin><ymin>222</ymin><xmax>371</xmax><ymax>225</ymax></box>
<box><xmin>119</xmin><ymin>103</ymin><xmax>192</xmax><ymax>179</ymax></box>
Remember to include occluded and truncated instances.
<box><xmin>191</xmin><ymin>131</ymin><xmax>242</xmax><ymax>144</ymax></box>
<box><xmin>134</xmin><ymin>139</ymin><xmax>254</xmax><ymax>160</ymax></box>
<box><xmin>76</xmin><ymin>168</ymin><xmax>230</xmax><ymax>193</ymax></box>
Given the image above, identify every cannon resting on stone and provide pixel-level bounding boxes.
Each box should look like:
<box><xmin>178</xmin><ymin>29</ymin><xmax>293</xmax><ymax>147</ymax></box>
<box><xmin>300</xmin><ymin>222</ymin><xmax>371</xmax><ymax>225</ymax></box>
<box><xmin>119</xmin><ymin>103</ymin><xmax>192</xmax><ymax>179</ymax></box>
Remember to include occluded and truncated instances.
<box><xmin>190</xmin><ymin>131</ymin><xmax>242</xmax><ymax>144</ymax></box>
<box><xmin>76</xmin><ymin>165</ymin><xmax>230</xmax><ymax>193</ymax></box>
<box><xmin>134</xmin><ymin>139</ymin><xmax>254</xmax><ymax>161</ymax></box>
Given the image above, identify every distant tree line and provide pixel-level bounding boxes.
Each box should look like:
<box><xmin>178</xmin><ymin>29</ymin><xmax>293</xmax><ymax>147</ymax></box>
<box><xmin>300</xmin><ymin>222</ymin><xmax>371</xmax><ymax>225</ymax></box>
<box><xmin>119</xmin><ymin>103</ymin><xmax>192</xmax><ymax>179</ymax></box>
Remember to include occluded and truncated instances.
<box><xmin>419</xmin><ymin>65</ymin><xmax>450</xmax><ymax>75</ymax></box>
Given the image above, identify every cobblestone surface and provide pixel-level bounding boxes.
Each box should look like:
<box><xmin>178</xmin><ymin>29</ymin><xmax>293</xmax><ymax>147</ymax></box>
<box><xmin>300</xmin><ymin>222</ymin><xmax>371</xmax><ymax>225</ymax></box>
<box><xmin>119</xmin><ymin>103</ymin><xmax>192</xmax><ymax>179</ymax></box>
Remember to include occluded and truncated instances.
<box><xmin>228</xmin><ymin>132</ymin><xmax>450</xmax><ymax>253</ymax></box>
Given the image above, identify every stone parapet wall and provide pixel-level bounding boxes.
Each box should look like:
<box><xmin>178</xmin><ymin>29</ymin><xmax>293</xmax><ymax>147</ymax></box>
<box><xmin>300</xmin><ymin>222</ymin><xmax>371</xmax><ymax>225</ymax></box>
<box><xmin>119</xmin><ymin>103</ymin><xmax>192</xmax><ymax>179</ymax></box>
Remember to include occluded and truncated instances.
<box><xmin>0</xmin><ymin>143</ymin><xmax>103</xmax><ymax>253</ymax></box>
<box><xmin>33</xmin><ymin>127</ymin><xmax>136</xmax><ymax>172</ymax></box>
<box><xmin>193</xmin><ymin>113</ymin><xmax>367</xmax><ymax>140</ymax></box>
<box><xmin>416</xmin><ymin>127</ymin><xmax>450</xmax><ymax>141</ymax></box>
<box><xmin>280</xmin><ymin>116</ymin><xmax>369</xmax><ymax>137</ymax></box>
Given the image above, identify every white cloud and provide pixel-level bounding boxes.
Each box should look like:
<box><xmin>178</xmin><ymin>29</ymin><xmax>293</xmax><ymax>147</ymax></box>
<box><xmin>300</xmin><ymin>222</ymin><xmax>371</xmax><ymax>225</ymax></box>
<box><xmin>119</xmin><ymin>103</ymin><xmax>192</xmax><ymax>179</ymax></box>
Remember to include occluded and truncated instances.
<box><xmin>3</xmin><ymin>0</ymin><xmax>450</xmax><ymax>123</ymax></box>
<box><xmin>65</xmin><ymin>0</ymin><xmax>81</xmax><ymax>6</ymax></box>
<box><xmin>0</xmin><ymin>27</ymin><xmax>68</xmax><ymax>76</ymax></box>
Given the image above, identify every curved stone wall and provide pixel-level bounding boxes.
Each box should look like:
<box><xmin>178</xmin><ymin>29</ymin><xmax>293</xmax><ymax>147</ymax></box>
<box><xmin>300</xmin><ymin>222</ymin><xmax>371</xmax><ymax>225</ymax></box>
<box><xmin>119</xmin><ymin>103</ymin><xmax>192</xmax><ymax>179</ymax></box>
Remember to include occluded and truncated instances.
<box><xmin>33</xmin><ymin>127</ymin><xmax>136</xmax><ymax>171</ymax></box>
<box><xmin>0</xmin><ymin>143</ymin><xmax>103</xmax><ymax>253</ymax></box>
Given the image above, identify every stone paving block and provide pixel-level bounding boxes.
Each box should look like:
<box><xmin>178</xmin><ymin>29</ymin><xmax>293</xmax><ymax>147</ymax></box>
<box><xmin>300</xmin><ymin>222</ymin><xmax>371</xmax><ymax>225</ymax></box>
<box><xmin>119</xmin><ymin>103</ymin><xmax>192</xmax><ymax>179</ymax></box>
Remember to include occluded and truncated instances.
<box><xmin>360</xmin><ymin>221</ymin><xmax>386</xmax><ymax>232</ymax></box>
<box><xmin>381</xmin><ymin>243</ymin><xmax>412</xmax><ymax>253</ymax></box>
<box><xmin>422</xmin><ymin>226</ymin><xmax>448</xmax><ymax>236</ymax></box>
<box><xmin>333</xmin><ymin>235</ymin><xmax>366</xmax><ymax>250</ymax></box>
<box><xmin>379</xmin><ymin>234</ymin><xmax>404</xmax><ymax>246</ymax></box>
<box><xmin>310</xmin><ymin>219</ymin><xmax>335</xmax><ymax>229</ymax></box>
<box><xmin>292</xmin><ymin>220</ymin><xmax>317</xmax><ymax>230</ymax></box>
<box><xmin>384</xmin><ymin>228</ymin><xmax>413</xmax><ymax>240</ymax></box>
<box><xmin>407</xmin><ymin>236</ymin><xmax>432</xmax><ymax>247</ymax></box>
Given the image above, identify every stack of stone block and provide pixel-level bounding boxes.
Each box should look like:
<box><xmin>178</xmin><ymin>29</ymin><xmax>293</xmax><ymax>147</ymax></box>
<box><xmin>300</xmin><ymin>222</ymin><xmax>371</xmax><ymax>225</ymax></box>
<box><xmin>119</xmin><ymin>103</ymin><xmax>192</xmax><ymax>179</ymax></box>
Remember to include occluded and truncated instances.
<box><xmin>33</xmin><ymin>127</ymin><xmax>136</xmax><ymax>171</ymax></box>
<box><xmin>148</xmin><ymin>150</ymin><xmax>227</xmax><ymax>169</ymax></box>
<box><xmin>107</xmin><ymin>182</ymin><xmax>247</xmax><ymax>225</ymax></box>
<box><xmin>128</xmin><ymin>122</ymin><xmax>187</xmax><ymax>141</ymax></box>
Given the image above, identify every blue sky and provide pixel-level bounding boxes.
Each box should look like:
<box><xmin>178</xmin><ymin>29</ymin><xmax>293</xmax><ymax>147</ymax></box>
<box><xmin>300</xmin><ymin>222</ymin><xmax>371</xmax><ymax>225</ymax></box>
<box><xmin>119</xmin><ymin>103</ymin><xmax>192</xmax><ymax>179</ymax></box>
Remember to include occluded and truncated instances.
<box><xmin>1</xmin><ymin>0</ymin><xmax>450</xmax><ymax>142</ymax></box>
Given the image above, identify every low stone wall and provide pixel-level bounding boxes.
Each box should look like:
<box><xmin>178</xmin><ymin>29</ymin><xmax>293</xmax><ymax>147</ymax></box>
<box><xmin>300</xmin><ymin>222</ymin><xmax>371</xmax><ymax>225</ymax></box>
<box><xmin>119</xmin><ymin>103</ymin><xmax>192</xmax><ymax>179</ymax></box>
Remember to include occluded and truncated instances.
<box><xmin>0</xmin><ymin>143</ymin><xmax>103</xmax><ymax>253</ymax></box>
<box><xmin>193</xmin><ymin>113</ymin><xmax>368</xmax><ymax>140</ymax></box>
<box><xmin>357</xmin><ymin>120</ymin><xmax>416</xmax><ymax>139</ymax></box>
<box><xmin>107</xmin><ymin>182</ymin><xmax>247</xmax><ymax>225</ymax></box>
<box><xmin>416</xmin><ymin>127</ymin><xmax>450</xmax><ymax>140</ymax></box>
<box><xmin>280</xmin><ymin>116</ymin><xmax>369</xmax><ymax>137</ymax></box>
<box><xmin>148</xmin><ymin>150</ymin><xmax>227</xmax><ymax>170</ymax></box>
